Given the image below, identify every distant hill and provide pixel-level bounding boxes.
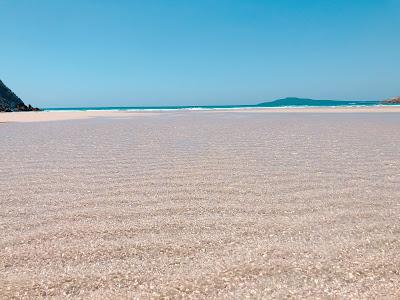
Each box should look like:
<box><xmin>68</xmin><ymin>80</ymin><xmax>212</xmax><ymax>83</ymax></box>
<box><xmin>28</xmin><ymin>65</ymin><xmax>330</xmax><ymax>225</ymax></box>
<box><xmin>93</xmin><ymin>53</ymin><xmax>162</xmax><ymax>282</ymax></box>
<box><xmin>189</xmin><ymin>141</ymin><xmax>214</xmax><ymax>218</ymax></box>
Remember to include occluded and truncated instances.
<box><xmin>0</xmin><ymin>80</ymin><xmax>39</xmax><ymax>112</ymax></box>
<box><xmin>257</xmin><ymin>97</ymin><xmax>379</xmax><ymax>107</ymax></box>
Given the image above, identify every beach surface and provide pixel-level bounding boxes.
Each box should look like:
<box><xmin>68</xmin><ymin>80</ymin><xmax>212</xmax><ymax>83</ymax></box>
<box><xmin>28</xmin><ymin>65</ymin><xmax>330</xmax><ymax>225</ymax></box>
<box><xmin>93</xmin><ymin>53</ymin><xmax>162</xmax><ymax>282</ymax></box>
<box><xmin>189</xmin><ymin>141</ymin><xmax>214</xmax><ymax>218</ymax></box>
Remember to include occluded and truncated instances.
<box><xmin>1</xmin><ymin>108</ymin><xmax>400</xmax><ymax>298</ymax></box>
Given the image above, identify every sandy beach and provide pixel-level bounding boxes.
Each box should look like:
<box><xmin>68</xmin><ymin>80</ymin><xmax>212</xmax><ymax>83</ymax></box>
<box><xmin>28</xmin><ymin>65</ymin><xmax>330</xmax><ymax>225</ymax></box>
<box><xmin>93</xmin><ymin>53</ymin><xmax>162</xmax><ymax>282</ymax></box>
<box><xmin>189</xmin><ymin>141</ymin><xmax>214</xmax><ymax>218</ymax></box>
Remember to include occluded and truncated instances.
<box><xmin>1</xmin><ymin>108</ymin><xmax>400</xmax><ymax>298</ymax></box>
<box><xmin>1</xmin><ymin>105</ymin><xmax>400</xmax><ymax>123</ymax></box>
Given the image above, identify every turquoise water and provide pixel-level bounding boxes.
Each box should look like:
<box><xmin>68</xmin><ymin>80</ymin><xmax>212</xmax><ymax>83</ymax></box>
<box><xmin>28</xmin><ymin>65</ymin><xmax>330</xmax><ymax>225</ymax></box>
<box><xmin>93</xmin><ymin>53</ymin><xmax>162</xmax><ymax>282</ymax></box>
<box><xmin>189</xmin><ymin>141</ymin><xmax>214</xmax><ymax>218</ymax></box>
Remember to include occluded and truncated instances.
<box><xmin>44</xmin><ymin>98</ymin><xmax>390</xmax><ymax>111</ymax></box>
<box><xmin>44</xmin><ymin>104</ymin><xmax>254</xmax><ymax>111</ymax></box>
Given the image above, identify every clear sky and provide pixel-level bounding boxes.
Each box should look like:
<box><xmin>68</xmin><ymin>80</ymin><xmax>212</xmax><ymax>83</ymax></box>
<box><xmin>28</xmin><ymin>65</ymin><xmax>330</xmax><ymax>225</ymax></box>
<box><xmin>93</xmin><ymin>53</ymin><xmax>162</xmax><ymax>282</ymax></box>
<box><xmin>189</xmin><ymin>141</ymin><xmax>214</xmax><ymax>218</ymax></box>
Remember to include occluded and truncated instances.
<box><xmin>1</xmin><ymin>0</ymin><xmax>399</xmax><ymax>107</ymax></box>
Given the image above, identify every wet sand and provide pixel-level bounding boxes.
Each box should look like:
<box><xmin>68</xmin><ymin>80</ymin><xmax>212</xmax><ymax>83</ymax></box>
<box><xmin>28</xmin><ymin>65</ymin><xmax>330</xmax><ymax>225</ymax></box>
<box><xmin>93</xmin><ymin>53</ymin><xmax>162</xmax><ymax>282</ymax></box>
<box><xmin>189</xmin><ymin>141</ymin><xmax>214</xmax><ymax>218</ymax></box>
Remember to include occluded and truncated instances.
<box><xmin>1</xmin><ymin>109</ymin><xmax>400</xmax><ymax>298</ymax></box>
<box><xmin>1</xmin><ymin>105</ymin><xmax>400</xmax><ymax>123</ymax></box>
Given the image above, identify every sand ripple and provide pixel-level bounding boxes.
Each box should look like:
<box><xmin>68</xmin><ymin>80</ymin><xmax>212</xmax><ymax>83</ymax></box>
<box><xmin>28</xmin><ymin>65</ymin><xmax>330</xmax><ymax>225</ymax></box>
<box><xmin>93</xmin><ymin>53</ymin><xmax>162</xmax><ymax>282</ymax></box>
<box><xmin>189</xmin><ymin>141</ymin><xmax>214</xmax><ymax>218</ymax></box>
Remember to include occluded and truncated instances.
<box><xmin>1</xmin><ymin>111</ymin><xmax>400</xmax><ymax>298</ymax></box>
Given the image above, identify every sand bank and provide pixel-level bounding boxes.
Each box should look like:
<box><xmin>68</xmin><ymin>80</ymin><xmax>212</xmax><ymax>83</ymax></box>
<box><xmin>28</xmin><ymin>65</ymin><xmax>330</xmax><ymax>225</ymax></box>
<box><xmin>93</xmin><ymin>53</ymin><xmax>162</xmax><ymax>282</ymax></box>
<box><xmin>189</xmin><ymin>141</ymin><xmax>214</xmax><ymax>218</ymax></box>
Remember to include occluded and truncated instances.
<box><xmin>1</xmin><ymin>105</ymin><xmax>400</xmax><ymax>123</ymax></box>
<box><xmin>1</xmin><ymin>110</ymin><xmax>399</xmax><ymax>298</ymax></box>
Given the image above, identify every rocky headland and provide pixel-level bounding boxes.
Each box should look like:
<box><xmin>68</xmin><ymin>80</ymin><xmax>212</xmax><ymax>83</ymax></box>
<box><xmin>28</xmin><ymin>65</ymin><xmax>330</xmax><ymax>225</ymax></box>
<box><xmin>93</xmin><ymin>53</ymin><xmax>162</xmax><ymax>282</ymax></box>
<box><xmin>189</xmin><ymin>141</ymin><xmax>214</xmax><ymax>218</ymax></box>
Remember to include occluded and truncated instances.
<box><xmin>0</xmin><ymin>79</ymin><xmax>40</xmax><ymax>112</ymax></box>
<box><xmin>382</xmin><ymin>97</ymin><xmax>400</xmax><ymax>104</ymax></box>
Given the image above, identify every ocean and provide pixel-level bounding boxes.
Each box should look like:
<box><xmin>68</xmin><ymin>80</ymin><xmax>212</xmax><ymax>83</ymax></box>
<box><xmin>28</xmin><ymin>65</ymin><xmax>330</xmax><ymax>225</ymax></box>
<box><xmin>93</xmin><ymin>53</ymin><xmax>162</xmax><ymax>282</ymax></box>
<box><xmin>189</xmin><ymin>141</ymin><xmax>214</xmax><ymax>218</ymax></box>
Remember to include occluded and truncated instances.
<box><xmin>43</xmin><ymin>99</ymin><xmax>389</xmax><ymax>112</ymax></box>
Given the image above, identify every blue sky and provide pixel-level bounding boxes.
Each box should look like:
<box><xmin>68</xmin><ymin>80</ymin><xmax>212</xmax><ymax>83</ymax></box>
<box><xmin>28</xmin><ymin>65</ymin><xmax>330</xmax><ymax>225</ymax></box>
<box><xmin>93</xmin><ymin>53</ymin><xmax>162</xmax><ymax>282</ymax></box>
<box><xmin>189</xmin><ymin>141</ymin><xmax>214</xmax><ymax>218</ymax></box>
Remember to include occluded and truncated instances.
<box><xmin>1</xmin><ymin>0</ymin><xmax>399</xmax><ymax>107</ymax></box>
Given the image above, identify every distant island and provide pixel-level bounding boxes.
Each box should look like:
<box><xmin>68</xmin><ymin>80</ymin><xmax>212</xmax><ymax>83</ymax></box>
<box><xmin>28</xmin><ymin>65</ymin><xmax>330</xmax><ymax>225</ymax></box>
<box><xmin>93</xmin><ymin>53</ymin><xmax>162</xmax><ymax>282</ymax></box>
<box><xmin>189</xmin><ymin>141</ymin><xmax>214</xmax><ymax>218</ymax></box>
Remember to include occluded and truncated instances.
<box><xmin>0</xmin><ymin>80</ymin><xmax>39</xmax><ymax>112</ymax></box>
<box><xmin>257</xmin><ymin>97</ymin><xmax>400</xmax><ymax>107</ymax></box>
<box><xmin>257</xmin><ymin>97</ymin><xmax>382</xmax><ymax>107</ymax></box>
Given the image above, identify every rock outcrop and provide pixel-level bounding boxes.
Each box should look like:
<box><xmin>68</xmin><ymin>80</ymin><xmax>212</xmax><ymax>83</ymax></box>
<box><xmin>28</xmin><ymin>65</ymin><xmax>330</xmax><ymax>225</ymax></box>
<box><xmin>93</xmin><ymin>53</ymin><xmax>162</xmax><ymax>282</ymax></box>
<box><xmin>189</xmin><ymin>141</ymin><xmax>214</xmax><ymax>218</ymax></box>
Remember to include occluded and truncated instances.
<box><xmin>382</xmin><ymin>97</ymin><xmax>400</xmax><ymax>104</ymax></box>
<box><xmin>0</xmin><ymin>79</ymin><xmax>40</xmax><ymax>112</ymax></box>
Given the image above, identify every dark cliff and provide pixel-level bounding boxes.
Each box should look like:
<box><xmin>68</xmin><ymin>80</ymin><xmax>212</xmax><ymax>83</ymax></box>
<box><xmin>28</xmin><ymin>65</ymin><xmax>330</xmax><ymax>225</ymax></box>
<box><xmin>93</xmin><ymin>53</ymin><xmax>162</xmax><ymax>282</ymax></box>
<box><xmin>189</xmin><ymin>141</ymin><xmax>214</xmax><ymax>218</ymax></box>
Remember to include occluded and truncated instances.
<box><xmin>0</xmin><ymin>80</ymin><xmax>39</xmax><ymax>111</ymax></box>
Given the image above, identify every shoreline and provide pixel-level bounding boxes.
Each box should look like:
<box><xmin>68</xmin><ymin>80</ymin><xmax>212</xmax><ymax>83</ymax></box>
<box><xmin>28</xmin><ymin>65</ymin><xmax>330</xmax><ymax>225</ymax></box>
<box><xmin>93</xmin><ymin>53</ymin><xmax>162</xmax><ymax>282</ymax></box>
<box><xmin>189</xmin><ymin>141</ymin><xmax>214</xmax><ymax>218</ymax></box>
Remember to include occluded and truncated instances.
<box><xmin>1</xmin><ymin>105</ymin><xmax>400</xmax><ymax>123</ymax></box>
